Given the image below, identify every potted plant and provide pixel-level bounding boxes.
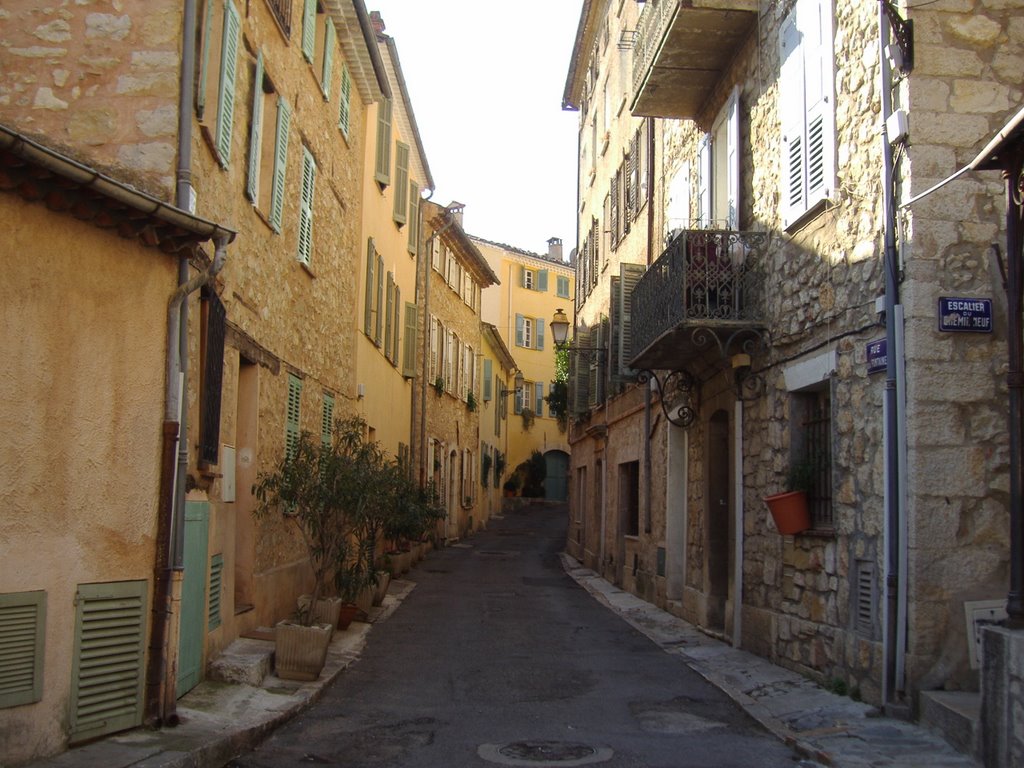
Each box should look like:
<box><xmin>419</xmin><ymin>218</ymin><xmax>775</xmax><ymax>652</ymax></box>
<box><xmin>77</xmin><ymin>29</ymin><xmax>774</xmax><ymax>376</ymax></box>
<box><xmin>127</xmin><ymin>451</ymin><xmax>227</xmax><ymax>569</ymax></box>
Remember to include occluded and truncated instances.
<box><xmin>433</xmin><ymin>376</ymin><xmax>445</xmax><ymax>396</ymax></box>
<box><xmin>763</xmin><ymin>455</ymin><xmax>816</xmax><ymax>535</ymax></box>
<box><xmin>466</xmin><ymin>391</ymin><xmax>478</xmax><ymax>412</ymax></box>
<box><xmin>253</xmin><ymin>431</ymin><xmax>344</xmax><ymax>680</ymax></box>
<box><xmin>520</xmin><ymin>407</ymin><xmax>535</xmax><ymax>431</ymax></box>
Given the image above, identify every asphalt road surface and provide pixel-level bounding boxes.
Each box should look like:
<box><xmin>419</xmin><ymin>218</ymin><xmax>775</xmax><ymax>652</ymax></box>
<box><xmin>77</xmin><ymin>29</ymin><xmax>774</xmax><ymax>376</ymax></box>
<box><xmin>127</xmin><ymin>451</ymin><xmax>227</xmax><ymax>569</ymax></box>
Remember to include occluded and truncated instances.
<box><xmin>226</xmin><ymin>503</ymin><xmax>802</xmax><ymax>768</ymax></box>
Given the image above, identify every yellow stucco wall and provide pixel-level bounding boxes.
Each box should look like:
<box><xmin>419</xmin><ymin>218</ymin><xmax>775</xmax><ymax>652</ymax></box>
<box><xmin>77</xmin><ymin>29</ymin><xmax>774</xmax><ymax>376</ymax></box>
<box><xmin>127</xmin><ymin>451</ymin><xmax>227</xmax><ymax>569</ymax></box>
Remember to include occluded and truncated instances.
<box><xmin>0</xmin><ymin>194</ymin><xmax>174</xmax><ymax>762</ymax></box>
<box><xmin>476</xmin><ymin>239</ymin><xmax>574</xmax><ymax>481</ymax></box>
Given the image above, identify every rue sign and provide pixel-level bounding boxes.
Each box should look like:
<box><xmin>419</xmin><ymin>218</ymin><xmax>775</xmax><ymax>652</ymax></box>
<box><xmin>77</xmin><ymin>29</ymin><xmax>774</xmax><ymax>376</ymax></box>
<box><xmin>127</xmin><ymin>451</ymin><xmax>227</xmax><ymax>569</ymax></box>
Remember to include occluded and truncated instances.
<box><xmin>938</xmin><ymin>297</ymin><xmax>993</xmax><ymax>333</ymax></box>
<box><xmin>866</xmin><ymin>338</ymin><xmax>887</xmax><ymax>375</ymax></box>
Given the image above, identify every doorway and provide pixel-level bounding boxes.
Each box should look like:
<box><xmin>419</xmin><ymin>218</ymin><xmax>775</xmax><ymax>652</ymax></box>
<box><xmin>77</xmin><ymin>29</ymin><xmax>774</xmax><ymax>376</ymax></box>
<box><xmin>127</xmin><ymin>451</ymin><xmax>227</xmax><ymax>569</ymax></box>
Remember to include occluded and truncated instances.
<box><xmin>707</xmin><ymin>410</ymin><xmax>731</xmax><ymax>632</ymax></box>
<box><xmin>544</xmin><ymin>450</ymin><xmax>569</xmax><ymax>501</ymax></box>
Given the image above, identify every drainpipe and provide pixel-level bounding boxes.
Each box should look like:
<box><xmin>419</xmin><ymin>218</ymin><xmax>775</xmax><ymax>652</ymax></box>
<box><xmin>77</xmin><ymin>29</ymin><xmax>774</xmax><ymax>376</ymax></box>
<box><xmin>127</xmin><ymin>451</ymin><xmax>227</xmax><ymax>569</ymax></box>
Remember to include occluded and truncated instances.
<box><xmin>146</xmin><ymin>0</ymin><xmax>200</xmax><ymax>727</ymax></box>
<box><xmin>878</xmin><ymin>5</ymin><xmax>907</xmax><ymax>708</ymax></box>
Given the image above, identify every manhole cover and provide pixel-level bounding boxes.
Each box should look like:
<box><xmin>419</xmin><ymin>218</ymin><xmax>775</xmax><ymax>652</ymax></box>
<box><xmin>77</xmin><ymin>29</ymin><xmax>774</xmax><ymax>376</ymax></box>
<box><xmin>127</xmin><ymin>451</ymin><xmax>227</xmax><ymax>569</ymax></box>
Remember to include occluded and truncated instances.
<box><xmin>501</xmin><ymin>742</ymin><xmax>594</xmax><ymax>760</ymax></box>
<box><xmin>478</xmin><ymin>741</ymin><xmax>613</xmax><ymax>767</ymax></box>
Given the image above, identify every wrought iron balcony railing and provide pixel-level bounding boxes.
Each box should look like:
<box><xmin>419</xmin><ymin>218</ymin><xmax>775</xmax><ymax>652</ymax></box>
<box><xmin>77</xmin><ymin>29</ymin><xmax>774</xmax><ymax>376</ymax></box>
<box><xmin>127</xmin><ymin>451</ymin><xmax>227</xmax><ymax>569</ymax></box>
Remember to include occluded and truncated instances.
<box><xmin>630</xmin><ymin>229</ymin><xmax>769</xmax><ymax>370</ymax></box>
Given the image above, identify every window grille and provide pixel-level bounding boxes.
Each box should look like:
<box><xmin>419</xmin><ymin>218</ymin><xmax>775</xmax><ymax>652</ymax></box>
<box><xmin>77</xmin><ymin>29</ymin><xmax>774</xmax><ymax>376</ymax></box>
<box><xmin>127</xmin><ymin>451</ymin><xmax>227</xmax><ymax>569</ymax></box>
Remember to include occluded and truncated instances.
<box><xmin>800</xmin><ymin>390</ymin><xmax>833</xmax><ymax>528</ymax></box>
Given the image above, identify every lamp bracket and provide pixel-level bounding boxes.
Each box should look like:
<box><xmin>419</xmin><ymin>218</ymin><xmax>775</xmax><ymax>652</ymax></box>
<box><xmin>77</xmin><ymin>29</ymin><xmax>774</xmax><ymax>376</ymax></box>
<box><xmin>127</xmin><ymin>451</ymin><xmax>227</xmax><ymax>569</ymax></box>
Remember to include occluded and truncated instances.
<box><xmin>882</xmin><ymin>0</ymin><xmax>914</xmax><ymax>76</ymax></box>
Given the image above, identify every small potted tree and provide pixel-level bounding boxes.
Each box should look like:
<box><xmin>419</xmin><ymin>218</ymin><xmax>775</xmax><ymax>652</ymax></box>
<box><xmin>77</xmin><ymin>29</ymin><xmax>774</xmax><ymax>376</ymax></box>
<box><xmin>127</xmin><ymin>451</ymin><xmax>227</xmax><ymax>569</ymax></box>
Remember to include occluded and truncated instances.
<box><xmin>253</xmin><ymin>431</ymin><xmax>343</xmax><ymax>681</ymax></box>
<box><xmin>763</xmin><ymin>456</ymin><xmax>816</xmax><ymax>535</ymax></box>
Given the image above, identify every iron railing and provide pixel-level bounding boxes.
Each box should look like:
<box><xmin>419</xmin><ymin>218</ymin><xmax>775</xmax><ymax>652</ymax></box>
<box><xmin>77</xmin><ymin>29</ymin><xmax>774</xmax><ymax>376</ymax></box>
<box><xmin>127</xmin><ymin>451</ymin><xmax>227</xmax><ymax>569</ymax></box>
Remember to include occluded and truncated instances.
<box><xmin>632</xmin><ymin>0</ymin><xmax>676</xmax><ymax>97</ymax></box>
<box><xmin>631</xmin><ymin>229</ymin><xmax>768</xmax><ymax>359</ymax></box>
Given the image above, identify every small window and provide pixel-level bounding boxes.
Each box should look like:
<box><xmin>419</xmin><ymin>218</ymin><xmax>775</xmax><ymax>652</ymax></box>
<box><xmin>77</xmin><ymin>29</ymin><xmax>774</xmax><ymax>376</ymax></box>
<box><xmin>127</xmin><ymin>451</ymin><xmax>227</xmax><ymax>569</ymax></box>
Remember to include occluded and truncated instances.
<box><xmin>791</xmin><ymin>385</ymin><xmax>833</xmax><ymax>529</ymax></box>
<box><xmin>524</xmin><ymin>269</ymin><xmax>535</xmax><ymax>290</ymax></box>
<box><xmin>557</xmin><ymin>275</ymin><xmax>570</xmax><ymax>299</ymax></box>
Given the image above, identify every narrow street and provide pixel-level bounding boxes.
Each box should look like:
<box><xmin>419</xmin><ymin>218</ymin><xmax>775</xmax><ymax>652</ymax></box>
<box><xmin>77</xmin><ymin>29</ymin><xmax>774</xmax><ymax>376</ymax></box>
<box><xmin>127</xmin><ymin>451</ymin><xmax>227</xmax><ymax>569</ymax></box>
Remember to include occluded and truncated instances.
<box><xmin>226</xmin><ymin>503</ymin><xmax>802</xmax><ymax>768</ymax></box>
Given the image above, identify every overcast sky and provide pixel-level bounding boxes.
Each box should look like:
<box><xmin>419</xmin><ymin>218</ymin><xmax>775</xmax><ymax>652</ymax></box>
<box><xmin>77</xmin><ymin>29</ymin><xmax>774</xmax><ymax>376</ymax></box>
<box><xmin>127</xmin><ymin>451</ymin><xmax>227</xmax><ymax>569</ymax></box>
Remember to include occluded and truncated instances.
<box><xmin>367</xmin><ymin>2</ymin><xmax>582</xmax><ymax>257</ymax></box>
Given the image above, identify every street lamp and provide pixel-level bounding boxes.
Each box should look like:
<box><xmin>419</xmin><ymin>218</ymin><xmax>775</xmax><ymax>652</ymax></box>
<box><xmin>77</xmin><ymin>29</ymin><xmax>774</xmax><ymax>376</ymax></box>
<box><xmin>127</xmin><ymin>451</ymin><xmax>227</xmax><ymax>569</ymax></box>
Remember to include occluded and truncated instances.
<box><xmin>550</xmin><ymin>308</ymin><xmax>571</xmax><ymax>348</ymax></box>
<box><xmin>498</xmin><ymin>369</ymin><xmax>525</xmax><ymax>415</ymax></box>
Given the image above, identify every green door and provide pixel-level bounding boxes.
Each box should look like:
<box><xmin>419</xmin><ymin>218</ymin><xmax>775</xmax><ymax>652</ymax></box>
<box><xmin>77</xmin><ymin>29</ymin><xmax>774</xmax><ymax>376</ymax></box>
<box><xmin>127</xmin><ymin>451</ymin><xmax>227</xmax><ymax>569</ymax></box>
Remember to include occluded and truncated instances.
<box><xmin>177</xmin><ymin>500</ymin><xmax>209</xmax><ymax>696</ymax></box>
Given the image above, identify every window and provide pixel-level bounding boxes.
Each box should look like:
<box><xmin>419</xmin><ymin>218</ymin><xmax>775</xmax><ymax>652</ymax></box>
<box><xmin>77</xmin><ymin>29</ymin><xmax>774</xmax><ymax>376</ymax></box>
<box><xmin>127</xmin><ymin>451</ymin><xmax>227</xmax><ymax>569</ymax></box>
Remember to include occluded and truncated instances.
<box><xmin>483</xmin><ymin>359</ymin><xmax>493</xmax><ymax>401</ymax></box>
<box><xmin>285</xmin><ymin>374</ymin><xmax>303</xmax><ymax>459</ymax></box>
<box><xmin>535</xmin><ymin>381</ymin><xmax>544</xmax><ymax>416</ymax></box>
<box><xmin>520</xmin><ymin>266</ymin><xmax>548</xmax><ymax>292</ymax></box>
<box><xmin>315</xmin><ymin>13</ymin><xmax>336</xmax><ymax>99</ymax></box>
<box><xmin>199</xmin><ymin>288</ymin><xmax>226</xmax><ymax>466</ymax></box>
<box><xmin>557</xmin><ymin>275</ymin><xmax>570</xmax><ymax>299</ymax></box>
<box><xmin>338</xmin><ymin>65</ymin><xmax>352</xmax><ymax>138</ymax></box>
<box><xmin>393</xmin><ymin>142</ymin><xmax>410</xmax><ymax>225</ymax></box>
<box><xmin>408</xmin><ymin>181</ymin><xmax>420</xmax><ymax>255</ymax></box>
<box><xmin>198</xmin><ymin>0</ymin><xmax>241</xmax><ymax>167</ymax></box>
<box><xmin>429</xmin><ymin>315</ymin><xmax>440</xmax><ymax>382</ymax></box>
<box><xmin>780</xmin><ymin>0</ymin><xmax>834</xmax><ymax>228</ymax></box>
<box><xmin>0</xmin><ymin>591</ymin><xmax>46</xmax><ymax>708</ymax></box>
<box><xmin>620</xmin><ymin>460</ymin><xmax>640</xmax><ymax>537</ymax></box>
<box><xmin>384</xmin><ymin>272</ymin><xmax>395</xmax><ymax>362</ymax></box>
<box><xmin>792</xmin><ymin>385</ymin><xmax>833</xmax><ymax>529</ymax></box>
<box><xmin>267</xmin><ymin>95</ymin><xmax>291</xmax><ymax>233</ymax></box>
<box><xmin>363</xmin><ymin>238</ymin><xmax>384</xmax><ymax>346</ymax></box>
<box><xmin>514</xmin><ymin>315</ymin><xmax>546</xmax><ymax>350</ymax></box>
<box><xmin>245</xmin><ymin>52</ymin><xmax>290</xmax><ymax>224</ymax></box>
<box><xmin>297</xmin><ymin>147</ymin><xmax>316</xmax><ymax>265</ymax></box>
<box><xmin>697</xmin><ymin>87</ymin><xmax>739</xmax><ymax>229</ymax></box>
<box><xmin>374</xmin><ymin>97</ymin><xmax>393</xmax><ymax>188</ymax></box>
<box><xmin>524</xmin><ymin>268</ymin><xmax>534</xmax><ymax>290</ymax></box>
<box><xmin>402</xmin><ymin>303</ymin><xmax>418</xmax><ymax>378</ymax></box>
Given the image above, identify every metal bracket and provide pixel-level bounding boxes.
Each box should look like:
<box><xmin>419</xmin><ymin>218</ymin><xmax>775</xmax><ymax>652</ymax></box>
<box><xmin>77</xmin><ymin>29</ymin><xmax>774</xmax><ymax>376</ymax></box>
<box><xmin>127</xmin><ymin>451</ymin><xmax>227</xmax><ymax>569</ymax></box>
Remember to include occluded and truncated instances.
<box><xmin>882</xmin><ymin>0</ymin><xmax>914</xmax><ymax>76</ymax></box>
<box><xmin>638</xmin><ymin>368</ymin><xmax>700</xmax><ymax>428</ymax></box>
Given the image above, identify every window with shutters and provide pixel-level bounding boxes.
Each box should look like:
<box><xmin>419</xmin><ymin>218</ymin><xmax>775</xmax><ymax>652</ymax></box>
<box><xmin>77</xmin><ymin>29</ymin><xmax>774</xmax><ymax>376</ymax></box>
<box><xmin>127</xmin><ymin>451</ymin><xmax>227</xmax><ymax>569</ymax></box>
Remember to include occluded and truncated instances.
<box><xmin>514</xmin><ymin>315</ymin><xmax>545</xmax><ymax>350</ymax></box>
<box><xmin>297</xmin><ymin>147</ymin><xmax>316</xmax><ymax>265</ymax></box>
<box><xmin>391</xmin><ymin>282</ymin><xmax>401</xmax><ymax>365</ymax></box>
<box><xmin>338</xmin><ymin>64</ymin><xmax>352</xmax><ymax>139</ymax></box>
<box><xmin>557</xmin><ymin>275</ymin><xmax>570</xmax><ymax>299</ymax></box>
<box><xmin>429</xmin><ymin>315</ymin><xmax>440</xmax><ymax>382</ymax></box>
<box><xmin>535</xmin><ymin>381</ymin><xmax>544</xmax><ymax>416</ymax></box>
<box><xmin>268</xmin><ymin>95</ymin><xmax>291</xmax><ymax>233</ymax></box>
<box><xmin>69</xmin><ymin>581</ymin><xmax>147</xmax><ymax>744</ymax></box>
<box><xmin>199</xmin><ymin>288</ymin><xmax>226</xmax><ymax>466</ymax></box>
<box><xmin>780</xmin><ymin>0</ymin><xmax>835</xmax><ymax>229</ymax></box>
<box><xmin>482</xmin><ymin>359</ymin><xmax>493</xmax><ymax>401</ymax></box>
<box><xmin>610</xmin><ymin>172</ymin><xmax>620</xmax><ymax>250</ymax></box>
<box><xmin>384</xmin><ymin>272</ymin><xmax>395</xmax><ymax>362</ymax></box>
<box><xmin>408</xmin><ymin>181</ymin><xmax>420</xmax><ymax>255</ymax></box>
<box><xmin>245</xmin><ymin>52</ymin><xmax>287</xmax><ymax>223</ymax></box>
<box><xmin>0</xmin><ymin>591</ymin><xmax>46</xmax><ymax>709</ymax></box>
<box><xmin>523</xmin><ymin>268</ymin><xmax>535</xmax><ymax>290</ymax></box>
<box><xmin>393</xmin><ymin>142</ymin><xmax>410</xmax><ymax>226</ymax></box>
<box><xmin>285</xmin><ymin>374</ymin><xmax>302</xmax><ymax>460</ymax></box>
<box><xmin>310</xmin><ymin>8</ymin><xmax>336</xmax><ymax>100</ymax></box>
<box><xmin>374</xmin><ymin>98</ymin><xmax>393</xmax><ymax>188</ymax></box>
<box><xmin>198</xmin><ymin>0</ymin><xmax>241</xmax><ymax>168</ymax></box>
<box><xmin>364</xmin><ymin>238</ymin><xmax>377</xmax><ymax>337</ymax></box>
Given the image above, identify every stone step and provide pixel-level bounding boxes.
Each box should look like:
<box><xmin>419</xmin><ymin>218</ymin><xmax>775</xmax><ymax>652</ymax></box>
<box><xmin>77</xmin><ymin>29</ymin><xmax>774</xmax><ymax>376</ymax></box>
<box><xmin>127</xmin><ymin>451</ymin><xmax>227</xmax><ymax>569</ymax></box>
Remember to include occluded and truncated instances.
<box><xmin>206</xmin><ymin>635</ymin><xmax>275</xmax><ymax>687</ymax></box>
<box><xmin>919</xmin><ymin>690</ymin><xmax>981</xmax><ymax>759</ymax></box>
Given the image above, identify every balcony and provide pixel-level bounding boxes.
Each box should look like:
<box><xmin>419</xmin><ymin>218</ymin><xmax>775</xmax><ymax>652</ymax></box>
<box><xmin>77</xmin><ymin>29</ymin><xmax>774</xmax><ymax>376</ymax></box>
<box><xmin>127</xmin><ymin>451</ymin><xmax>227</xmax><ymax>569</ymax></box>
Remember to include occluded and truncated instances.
<box><xmin>629</xmin><ymin>229</ymin><xmax>769</xmax><ymax>372</ymax></box>
<box><xmin>631</xmin><ymin>0</ymin><xmax>759</xmax><ymax>119</ymax></box>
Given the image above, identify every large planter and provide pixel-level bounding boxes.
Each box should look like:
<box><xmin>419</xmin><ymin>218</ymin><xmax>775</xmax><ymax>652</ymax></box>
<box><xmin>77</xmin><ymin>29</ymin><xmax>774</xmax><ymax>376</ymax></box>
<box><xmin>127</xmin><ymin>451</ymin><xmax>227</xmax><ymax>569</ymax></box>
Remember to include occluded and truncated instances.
<box><xmin>764</xmin><ymin>491</ymin><xmax>811</xmax><ymax>535</ymax></box>
<box><xmin>274</xmin><ymin>620</ymin><xmax>332</xmax><ymax>681</ymax></box>
<box><xmin>299</xmin><ymin>595</ymin><xmax>342</xmax><ymax>637</ymax></box>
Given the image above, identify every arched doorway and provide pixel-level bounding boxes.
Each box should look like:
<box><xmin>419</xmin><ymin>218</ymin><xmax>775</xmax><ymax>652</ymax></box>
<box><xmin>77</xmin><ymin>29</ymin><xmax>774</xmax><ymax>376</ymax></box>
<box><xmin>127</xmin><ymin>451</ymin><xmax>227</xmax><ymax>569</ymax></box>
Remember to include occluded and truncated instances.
<box><xmin>544</xmin><ymin>450</ymin><xmax>569</xmax><ymax>501</ymax></box>
<box><xmin>707</xmin><ymin>410</ymin><xmax>731</xmax><ymax>633</ymax></box>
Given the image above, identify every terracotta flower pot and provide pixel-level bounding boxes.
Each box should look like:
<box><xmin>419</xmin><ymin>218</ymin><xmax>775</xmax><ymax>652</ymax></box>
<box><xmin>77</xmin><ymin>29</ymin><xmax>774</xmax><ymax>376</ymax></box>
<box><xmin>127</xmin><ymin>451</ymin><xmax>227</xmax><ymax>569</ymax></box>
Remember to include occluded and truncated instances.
<box><xmin>764</xmin><ymin>491</ymin><xmax>811</xmax><ymax>535</ymax></box>
<box><xmin>336</xmin><ymin>602</ymin><xmax>360</xmax><ymax>630</ymax></box>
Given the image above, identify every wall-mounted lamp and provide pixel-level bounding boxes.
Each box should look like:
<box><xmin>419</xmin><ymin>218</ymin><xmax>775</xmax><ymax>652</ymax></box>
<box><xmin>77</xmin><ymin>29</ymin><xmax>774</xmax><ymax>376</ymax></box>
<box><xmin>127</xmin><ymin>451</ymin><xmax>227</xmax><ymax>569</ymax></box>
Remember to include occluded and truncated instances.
<box><xmin>498</xmin><ymin>369</ymin><xmax>525</xmax><ymax>416</ymax></box>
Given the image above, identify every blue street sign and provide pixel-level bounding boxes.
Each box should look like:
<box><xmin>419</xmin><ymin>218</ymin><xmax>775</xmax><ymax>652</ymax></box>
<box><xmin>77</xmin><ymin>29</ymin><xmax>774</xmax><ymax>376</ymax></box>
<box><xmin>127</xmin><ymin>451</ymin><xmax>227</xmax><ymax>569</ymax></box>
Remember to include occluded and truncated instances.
<box><xmin>938</xmin><ymin>297</ymin><xmax>993</xmax><ymax>333</ymax></box>
<box><xmin>866</xmin><ymin>338</ymin><xmax>887</xmax><ymax>375</ymax></box>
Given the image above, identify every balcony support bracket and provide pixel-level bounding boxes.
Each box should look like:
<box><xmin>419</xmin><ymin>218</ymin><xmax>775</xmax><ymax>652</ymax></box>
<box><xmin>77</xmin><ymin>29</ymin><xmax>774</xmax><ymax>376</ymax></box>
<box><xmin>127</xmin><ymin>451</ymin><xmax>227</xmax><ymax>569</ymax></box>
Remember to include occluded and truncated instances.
<box><xmin>638</xmin><ymin>368</ymin><xmax>700</xmax><ymax>429</ymax></box>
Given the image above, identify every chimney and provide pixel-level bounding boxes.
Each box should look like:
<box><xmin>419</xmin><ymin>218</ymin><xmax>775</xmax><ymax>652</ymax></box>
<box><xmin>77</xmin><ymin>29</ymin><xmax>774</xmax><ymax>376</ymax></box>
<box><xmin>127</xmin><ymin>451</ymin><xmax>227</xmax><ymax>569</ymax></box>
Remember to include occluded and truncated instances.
<box><xmin>446</xmin><ymin>201</ymin><xmax>465</xmax><ymax>227</ymax></box>
<box><xmin>547</xmin><ymin>237</ymin><xmax>563</xmax><ymax>263</ymax></box>
<box><xmin>369</xmin><ymin>11</ymin><xmax>385</xmax><ymax>35</ymax></box>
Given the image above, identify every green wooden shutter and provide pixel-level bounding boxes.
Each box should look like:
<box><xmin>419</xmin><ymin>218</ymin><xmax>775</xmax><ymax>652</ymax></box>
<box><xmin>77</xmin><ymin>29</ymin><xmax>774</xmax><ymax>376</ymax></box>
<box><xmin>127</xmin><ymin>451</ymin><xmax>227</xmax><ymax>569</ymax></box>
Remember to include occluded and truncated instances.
<box><xmin>208</xmin><ymin>553</ymin><xmax>224</xmax><ymax>631</ymax></box>
<box><xmin>269</xmin><ymin>96</ymin><xmax>291</xmax><ymax>233</ymax></box>
<box><xmin>338</xmin><ymin>65</ymin><xmax>351</xmax><ymax>136</ymax></box>
<box><xmin>364</xmin><ymin>238</ymin><xmax>375</xmax><ymax>335</ymax></box>
<box><xmin>285</xmin><ymin>374</ymin><xmax>302</xmax><ymax>460</ymax></box>
<box><xmin>215</xmin><ymin>0</ymin><xmax>241</xmax><ymax>167</ymax></box>
<box><xmin>609</xmin><ymin>275</ymin><xmax>623</xmax><ymax>386</ymax></box>
<box><xmin>537</xmin><ymin>269</ymin><xmax>549</xmax><ymax>292</ymax></box>
<box><xmin>298</xmin><ymin>147</ymin><xmax>316</xmax><ymax>265</ymax></box>
<box><xmin>535</xmin><ymin>381</ymin><xmax>544</xmax><ymax>415</ymax></box>
<box><xmin>393</xmin><ymin>142</ymin><xmax>409</xmax><ymax>224</ymax></box>
<box><xmin>0</xmin><ymin>591</ymin><xmax>46</xmax><ymax>708</ymax></box>
<box><xmin>384</xmin><ymin>272</ymin><xmax>395</xmax><ymax>361</ymax></box>
<box><xmin>535</xmin><ymin>317</ymin><xmax>545</xmax><ymax>350</ymax></box>
<box><xmin>321</xmin><ymin>18</ymin><xmax>335</xmax><ymax>99</ymax></box>
<box><xmin>515</xmin><ymin>314</ymin><xmax>525</xmax><ymax>347</ymax></box>
<box><xmin>572</xmin><ymin>328</ymin><xmax>591</xmax><ymax>414</ymax></box>
<box><xmin>482</xmin><ymin>359</ymin><xmax>492</xmax><ymax>401</ymax></box>
<box><xmin>620</xmin><ymin>263</ymin><xmax>645</xmax><ymax>374</ymax></box>
<box><xmin>321</xmin><ymin>392</ymin><xmax>334</xmax><ymax>447</ymax></box>
<box><xmin>196</xmin><ymin>0</ymin><xmax>215</xmax><ymax>119</ymax></box>
<box><xmin>375</xmin><ymin>254</ymin><xmax>384</xmax><ymax>346</ymax></box>
<box><xmin>69</xmin><ymin>581</ymin><xmax>147</xmax><ymax>744</ymax></box>
<box><xmin>393</xmin><ymin>284</ymin><xmax>402</xmax><ymax>365</ymax></box>
<box><xmin>518</xmin><ymin>265</ymin><xmax>526</xmax><ymax>288</ymax></box>
<box><xmin>402</xmin><ymin>302</ymin><xmax>418</xmax><ymax>378</ymax></box>
<box><xmin>301</xmin><ymin>0</ymin><xmax>316</xmax><ymax>62</ymax></box>
<box><xmin>246</xmin><ymin>51</ymin><xmax>264</xmax><ymax>203</ymax></box>
<box><xmin>408</xmin><ymin>181</ymin><xmax>420</xmax><ymax>254</ymax></box>
<box><xmin>374</xmin><ymin>98</ymin><xmax>392</xmax><ymax>186</ymax></box>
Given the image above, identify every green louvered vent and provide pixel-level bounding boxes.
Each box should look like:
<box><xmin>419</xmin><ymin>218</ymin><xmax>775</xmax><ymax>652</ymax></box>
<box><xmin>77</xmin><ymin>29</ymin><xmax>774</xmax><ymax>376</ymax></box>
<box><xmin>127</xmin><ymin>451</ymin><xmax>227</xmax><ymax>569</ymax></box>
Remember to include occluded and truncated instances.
<box><xmin>70</xmin><ymin>581</ymin><xmax>147</xmax><ymax>744</ymax></box>
<box><xmin>209</xmin><ymin>554</ymin><xmax>224</xmax><ymax>631</ymax></box>
<box><xmin>0</xmin><ymin>591</ymin><xmax>46</xmax><ymax>708</ymax></box>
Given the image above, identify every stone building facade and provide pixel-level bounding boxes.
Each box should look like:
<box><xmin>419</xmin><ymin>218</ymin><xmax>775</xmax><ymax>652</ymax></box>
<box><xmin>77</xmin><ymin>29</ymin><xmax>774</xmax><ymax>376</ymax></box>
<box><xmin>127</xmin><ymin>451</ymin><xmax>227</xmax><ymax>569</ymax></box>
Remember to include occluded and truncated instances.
<box><xmin>0</xmin><ymin>0</ymin><xmax>387</xmax><ymax>760</ymax></box>
<box><xmin>563</xmin><ymin>0</ymin><xmax>1023</xmax><ymax>731</ymax></box>
<box><xmin>415</xmin><ymin>201</ymin><xmax>500</xmax><ymax>538</ymax></box>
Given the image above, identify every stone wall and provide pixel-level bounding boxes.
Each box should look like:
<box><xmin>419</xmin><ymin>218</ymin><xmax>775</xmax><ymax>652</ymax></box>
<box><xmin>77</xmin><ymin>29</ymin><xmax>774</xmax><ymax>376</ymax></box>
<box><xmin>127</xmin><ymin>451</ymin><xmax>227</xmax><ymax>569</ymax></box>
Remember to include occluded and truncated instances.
<box><xmin>0</xmin><ymin>0</ymin><xmax>183</xmax><ymax>196</ymax></box>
